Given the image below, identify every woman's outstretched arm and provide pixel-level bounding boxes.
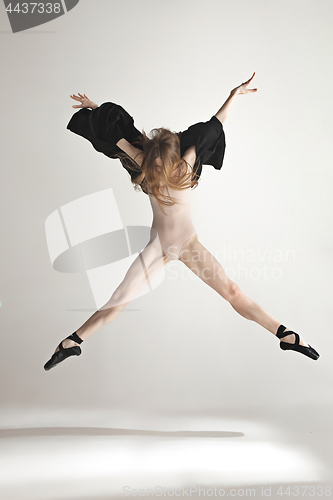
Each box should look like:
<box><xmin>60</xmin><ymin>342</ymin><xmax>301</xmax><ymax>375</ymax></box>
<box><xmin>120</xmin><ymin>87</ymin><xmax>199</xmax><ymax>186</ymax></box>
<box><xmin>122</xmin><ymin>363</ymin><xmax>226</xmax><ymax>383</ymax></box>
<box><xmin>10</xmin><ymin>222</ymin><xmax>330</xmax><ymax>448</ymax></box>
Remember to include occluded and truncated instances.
<box><xmin>214</xmin><ymin>72</ymin><xmax>257</xmax><ymax>124</ymax></box>
<box><xmin>116</xmin><ymin>138</ymin><xmax>145</xmax><ymax>166</ymax></box>
<box><xmin>70</xmin><ymin>93</ymin><xmax>99</xmax><ymax>109</ymax></box>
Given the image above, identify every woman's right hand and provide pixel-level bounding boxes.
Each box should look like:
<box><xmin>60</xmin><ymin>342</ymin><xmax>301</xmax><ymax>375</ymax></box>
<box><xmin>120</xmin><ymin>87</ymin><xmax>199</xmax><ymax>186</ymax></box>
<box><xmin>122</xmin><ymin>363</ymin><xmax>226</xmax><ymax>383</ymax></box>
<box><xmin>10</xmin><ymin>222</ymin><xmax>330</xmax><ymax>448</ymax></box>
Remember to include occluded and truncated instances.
<box><xmin>70</xmin><ymin>93</ymin><xmax>97</xmax><ymax>109</ymax></box>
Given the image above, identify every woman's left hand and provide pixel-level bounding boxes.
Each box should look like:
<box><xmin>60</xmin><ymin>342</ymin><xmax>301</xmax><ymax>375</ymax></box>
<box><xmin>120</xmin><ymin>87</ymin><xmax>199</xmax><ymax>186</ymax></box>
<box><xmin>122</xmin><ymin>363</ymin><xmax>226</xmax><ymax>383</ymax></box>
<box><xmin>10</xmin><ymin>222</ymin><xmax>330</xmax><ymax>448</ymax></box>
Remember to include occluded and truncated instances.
<box><xmin>231</xmin><ymin>72</ymin><xmax>257</xmax><ymax>96</ymax></box>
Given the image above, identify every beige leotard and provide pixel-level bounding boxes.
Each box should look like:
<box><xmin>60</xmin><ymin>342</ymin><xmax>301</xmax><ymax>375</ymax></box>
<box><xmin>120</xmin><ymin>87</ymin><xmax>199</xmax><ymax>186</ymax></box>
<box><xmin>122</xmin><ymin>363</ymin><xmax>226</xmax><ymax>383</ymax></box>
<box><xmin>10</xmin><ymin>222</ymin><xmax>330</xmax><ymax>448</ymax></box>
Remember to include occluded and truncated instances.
<box><xmin>148</xmin><ymin>183</ymin><xmax>197</xmax><ymax>261</ymax></box>
<box><xmin>98</xmin><ymin>166</ymin><xmax>197</xmax><ymax>311</ymax></box>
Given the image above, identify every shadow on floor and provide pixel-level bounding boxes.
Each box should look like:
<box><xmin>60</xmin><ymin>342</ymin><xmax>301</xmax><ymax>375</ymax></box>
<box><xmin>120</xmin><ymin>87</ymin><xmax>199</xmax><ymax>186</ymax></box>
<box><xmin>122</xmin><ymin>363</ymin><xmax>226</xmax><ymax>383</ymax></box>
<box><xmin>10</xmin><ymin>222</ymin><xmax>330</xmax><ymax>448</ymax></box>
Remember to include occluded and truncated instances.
<box><xmin>0</xmin><ymin>426</ymin><xmax>243</xmax><ymax>439</ymax></box>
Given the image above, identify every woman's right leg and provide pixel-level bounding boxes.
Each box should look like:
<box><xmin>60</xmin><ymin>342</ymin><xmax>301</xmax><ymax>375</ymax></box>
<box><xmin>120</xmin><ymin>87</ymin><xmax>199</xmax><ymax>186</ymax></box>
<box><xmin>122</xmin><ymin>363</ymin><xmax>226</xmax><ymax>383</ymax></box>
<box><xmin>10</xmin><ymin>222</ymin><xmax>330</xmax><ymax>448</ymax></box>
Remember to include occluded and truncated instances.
<box><xmin>55</xmin><ymin>237</ymin><xmax>170</xmax><ymax>352</ymax></box>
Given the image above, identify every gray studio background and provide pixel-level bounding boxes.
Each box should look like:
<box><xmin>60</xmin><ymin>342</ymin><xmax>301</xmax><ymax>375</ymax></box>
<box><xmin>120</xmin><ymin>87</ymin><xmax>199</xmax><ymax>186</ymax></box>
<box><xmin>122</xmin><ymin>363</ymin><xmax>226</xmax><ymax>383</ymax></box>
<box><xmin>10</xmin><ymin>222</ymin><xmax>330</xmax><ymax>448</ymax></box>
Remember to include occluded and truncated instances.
<box><xmin>0</xmin><ymin>0</ymin><xmax>333</xmax><ymax>496</ymax></box>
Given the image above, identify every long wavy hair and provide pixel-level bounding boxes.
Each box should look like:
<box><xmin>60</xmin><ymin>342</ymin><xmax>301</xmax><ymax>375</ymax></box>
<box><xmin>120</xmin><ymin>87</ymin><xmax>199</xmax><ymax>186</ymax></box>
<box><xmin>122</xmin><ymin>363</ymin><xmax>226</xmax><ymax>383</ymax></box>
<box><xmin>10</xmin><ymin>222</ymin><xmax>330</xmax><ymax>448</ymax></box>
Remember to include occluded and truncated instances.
<box><xmin>116</xmin><ymin>127</ymin><xmax>199</xmax><ymax>215</ymax></box>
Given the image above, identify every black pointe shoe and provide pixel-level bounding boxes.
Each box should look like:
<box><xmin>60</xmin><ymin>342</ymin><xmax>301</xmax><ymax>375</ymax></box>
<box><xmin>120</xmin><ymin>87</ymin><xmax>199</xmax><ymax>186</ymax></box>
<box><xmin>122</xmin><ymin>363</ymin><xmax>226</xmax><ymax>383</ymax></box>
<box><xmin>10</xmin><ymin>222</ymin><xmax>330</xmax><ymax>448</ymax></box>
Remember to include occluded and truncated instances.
<box><xmin>276</xmin><ymin>324</ymin><xmax>320</xmax><ymax>360</ymax></box>
<box><xmin>44</xmin><ymin>332</ymin><xmax>83</xmax><ymax>371</ymax></box>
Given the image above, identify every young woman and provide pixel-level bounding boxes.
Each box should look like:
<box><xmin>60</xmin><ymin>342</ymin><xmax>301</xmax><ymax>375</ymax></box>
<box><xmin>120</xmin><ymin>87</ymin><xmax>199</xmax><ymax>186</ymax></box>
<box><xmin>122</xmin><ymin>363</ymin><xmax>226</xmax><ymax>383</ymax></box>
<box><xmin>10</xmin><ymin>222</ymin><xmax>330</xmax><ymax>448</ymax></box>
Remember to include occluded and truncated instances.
<box><xmin>44</xmin><ymin>72</ymin><xmax>319</xmax><ymax>371</ymax></box>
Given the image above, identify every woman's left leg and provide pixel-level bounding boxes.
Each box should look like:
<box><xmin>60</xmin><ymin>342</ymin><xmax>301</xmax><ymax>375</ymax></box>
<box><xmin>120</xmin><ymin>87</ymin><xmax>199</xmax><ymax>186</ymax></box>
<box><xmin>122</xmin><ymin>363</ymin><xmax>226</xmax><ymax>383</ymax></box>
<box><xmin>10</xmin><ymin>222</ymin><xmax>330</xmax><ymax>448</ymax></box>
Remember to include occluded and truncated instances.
<box><xmin>179</xmin><ymin>235</ymin><xmax>309</xmax><ymax>346</ymax></box>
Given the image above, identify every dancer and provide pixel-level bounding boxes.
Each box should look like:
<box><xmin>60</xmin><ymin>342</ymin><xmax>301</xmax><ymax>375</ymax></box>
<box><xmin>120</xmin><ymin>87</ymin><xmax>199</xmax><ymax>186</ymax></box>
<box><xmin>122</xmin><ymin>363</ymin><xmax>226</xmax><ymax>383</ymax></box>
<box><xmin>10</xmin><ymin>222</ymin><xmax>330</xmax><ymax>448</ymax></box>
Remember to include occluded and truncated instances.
<box><xmin>44</xmin><ymin>72</ymin><xmax>319</xmax><ymax>371</ymax></box>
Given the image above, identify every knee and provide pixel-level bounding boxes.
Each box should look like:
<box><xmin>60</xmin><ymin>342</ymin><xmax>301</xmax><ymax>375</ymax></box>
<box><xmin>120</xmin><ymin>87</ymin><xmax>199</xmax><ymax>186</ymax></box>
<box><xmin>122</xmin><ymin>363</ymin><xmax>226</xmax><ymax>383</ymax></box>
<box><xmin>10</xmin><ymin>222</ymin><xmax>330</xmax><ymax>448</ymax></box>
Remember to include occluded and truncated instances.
<box><xmin>98</xmin><ymin>287</ymin><xmax>129</xmax><ymax>314</ymax></box>
<box><xmin>110</xmin><ymin>286</ymin><xmax>126</xmax><ymax>303</ymax></box>
<box><xmin>225</xmin><ymin>281</ymin><xmax>242</xmax><ymax>303</ymax></box>
<box><xmin>102</xmin><ymin>301</ymin><xmax>128</xmax><ymax>324</ymax></box>
<box><xmin>98</xmin><ymin>308</ymin><xmax>110</xmax><ymax>325</ymax></box>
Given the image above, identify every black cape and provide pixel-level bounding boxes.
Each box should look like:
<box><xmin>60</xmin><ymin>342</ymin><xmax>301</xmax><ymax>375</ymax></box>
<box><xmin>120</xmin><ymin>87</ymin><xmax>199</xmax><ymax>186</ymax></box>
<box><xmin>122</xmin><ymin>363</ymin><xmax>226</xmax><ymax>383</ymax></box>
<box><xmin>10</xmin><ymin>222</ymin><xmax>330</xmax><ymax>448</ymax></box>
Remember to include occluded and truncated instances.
<box><xmin>66</xmin><ymin>102</ymin><xmax>226</xmax><ymax>195</ymax></box>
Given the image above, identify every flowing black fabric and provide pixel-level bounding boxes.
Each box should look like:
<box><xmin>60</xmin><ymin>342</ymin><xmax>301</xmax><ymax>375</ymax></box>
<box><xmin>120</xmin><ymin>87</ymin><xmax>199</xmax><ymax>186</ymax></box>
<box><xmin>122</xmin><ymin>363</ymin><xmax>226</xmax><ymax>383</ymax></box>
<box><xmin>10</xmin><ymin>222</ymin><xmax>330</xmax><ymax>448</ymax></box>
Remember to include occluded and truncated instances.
<box><xmin>179</xmin><ymin>114</ymin><xmax>226</xmax><ymax>181</ymax></box>
<box><xmin>66</xmin><ymin>101</ymin><xmax>226</xmax><ymax>194</ymax></box>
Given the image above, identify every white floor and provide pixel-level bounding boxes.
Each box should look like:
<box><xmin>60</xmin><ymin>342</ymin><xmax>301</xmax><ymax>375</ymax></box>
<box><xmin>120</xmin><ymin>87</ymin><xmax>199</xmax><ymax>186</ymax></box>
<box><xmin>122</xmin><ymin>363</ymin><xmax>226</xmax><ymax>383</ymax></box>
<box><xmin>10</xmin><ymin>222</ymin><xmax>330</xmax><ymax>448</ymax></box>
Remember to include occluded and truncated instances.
<box><xmin>0</xmin><ymin>405</ymin><xmax>331</xmax><ymax>500</ymax></box>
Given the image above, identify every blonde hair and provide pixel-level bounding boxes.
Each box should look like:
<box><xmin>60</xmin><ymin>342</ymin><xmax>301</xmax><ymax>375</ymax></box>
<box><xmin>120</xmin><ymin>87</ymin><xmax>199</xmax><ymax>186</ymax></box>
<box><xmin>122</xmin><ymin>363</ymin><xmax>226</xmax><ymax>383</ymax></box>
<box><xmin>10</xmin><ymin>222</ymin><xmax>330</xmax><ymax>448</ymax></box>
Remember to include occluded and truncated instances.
<box><xmin>116</xmin><ymin>127</ymin><xmax>199</xmax><ymax>215</ymax></box>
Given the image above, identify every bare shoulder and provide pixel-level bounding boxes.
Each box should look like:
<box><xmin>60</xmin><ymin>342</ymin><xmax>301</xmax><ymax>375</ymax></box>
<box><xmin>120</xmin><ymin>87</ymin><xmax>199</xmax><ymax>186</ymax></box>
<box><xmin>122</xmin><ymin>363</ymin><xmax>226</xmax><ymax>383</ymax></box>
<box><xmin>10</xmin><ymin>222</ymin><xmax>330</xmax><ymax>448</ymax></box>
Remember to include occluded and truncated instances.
<box><xmin>116</xmin><ymin>138</ymin><xmax>144</xmax><ymax>167</ymax></box>
<box><xmin>182</xmin><ymin>145</ymin><xmax>196</xmax><ymax>169</ymax></box>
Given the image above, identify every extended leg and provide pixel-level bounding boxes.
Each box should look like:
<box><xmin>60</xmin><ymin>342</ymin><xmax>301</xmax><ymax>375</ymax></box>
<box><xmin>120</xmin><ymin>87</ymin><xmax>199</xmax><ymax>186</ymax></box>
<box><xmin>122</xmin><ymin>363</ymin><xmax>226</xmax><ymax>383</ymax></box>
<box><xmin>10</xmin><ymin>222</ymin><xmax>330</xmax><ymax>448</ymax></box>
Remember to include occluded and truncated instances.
<box><xmin>179</xmin><ymin>236</ymin><xmax>309</xmax><ymax>346</ymax></box>
<box><xmin>51</xmin><ymin>236</ymin><xmax>170</xmax><ymax>353</ymax></box>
